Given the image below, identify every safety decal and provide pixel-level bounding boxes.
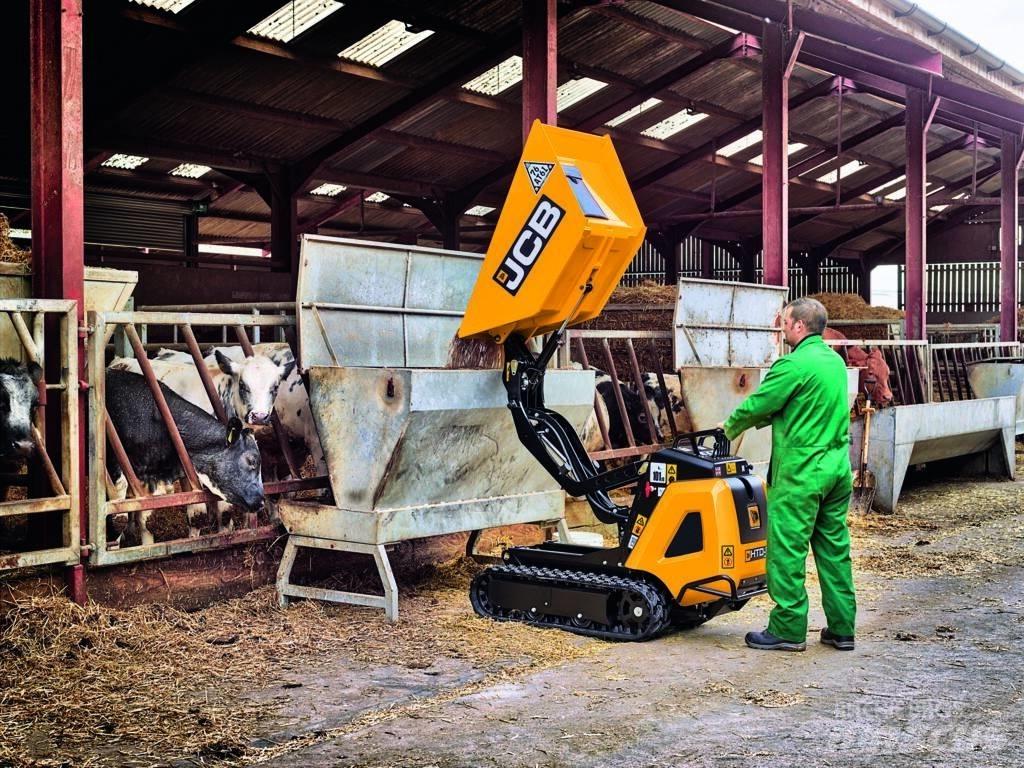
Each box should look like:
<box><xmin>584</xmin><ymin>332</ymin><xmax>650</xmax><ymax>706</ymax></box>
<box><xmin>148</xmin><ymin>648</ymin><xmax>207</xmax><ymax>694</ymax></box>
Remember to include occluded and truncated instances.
<box><xmin>714</xmin><ymin>466</ymin><xmax>723</xmax><ymax>477</ymax></box>
<box><xmin>493</xmin><ymin>195</ymin><xmax>565</xmax><ymax>295</ymax></box>
<box><xmin>631</xmin><ymin>514</ymin><xmax>648</xmax><ymax>536</ymax></box>
<box><xmin>627</xmin><ymin>533</ymin><xmax>639</xmax><ymax>549</ymax></box>
<box><xmin>721</xmin><ymin>545</ymin><xmax>735</xmax><ymax>569</ymax></box>
<box><xmin>650</xmin><ymin>462</ymin><xmax>667</xmax><ymax>485</ymax></box>
<box><xmin>523</xmin><ymin>161</ymin><xmax>554</xmax><ymax>194</ymax></box>
<box><xmin>745</xmin><ymin>545</ymin><xmax>766</xmax><ymax>562</ymax></box>
<box><xmin>747</xmin><ymin>503</ymin><xmax>761</xmax><ymax>529</ymax></box>
<box><xmin>665</xmin><ymin>464</ymin><xmax>677</xmax><ymax>483</ymax></box>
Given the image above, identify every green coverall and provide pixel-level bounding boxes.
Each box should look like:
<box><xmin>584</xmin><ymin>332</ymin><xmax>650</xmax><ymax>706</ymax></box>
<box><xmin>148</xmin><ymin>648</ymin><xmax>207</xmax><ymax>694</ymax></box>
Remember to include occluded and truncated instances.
<box><xmin>724</xmin><ymin>334</ymin><xmax>856</xmax><ymax>642</ymax></box>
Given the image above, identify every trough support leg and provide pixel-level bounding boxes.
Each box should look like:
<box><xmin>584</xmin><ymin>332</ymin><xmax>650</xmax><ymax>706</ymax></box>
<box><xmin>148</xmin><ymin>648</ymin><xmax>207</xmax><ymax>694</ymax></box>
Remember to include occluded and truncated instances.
<box><xmin>275</xmin><ymin>535</ymin><xmax>399</xmax><ymax>622</ymax></box>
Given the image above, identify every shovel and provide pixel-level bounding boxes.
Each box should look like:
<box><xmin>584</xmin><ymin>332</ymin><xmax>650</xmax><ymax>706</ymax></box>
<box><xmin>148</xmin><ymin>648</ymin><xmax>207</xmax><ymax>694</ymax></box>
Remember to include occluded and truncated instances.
<box><xmin>850</xmin><ymin>399</ymin><xmax>876</xmax><ymax>514</ymax></box>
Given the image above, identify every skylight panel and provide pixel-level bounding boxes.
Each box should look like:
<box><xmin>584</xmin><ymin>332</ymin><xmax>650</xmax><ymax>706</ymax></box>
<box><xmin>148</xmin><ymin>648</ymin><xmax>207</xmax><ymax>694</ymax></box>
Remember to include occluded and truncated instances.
<box><xmin>365</xmin><ymin>192</ymin><xmax>390</xmax><ymax>203</ymax></box>
<box><xmin>465</xmin><ymin>205</ymin><xmax>496</xmax><ymax>217</ymax></box>
<box><xmin>604</xmin><ymin>98</ymin><xmax>662</xmax><ymax>128</ymax></box>
<box><xmin>869</xmin><ymin>174</ymin><xmax>905</xmax><ymax>196</ymax></box>
<box><xmin>8</xmin><ymin>228</ymin><xmax>30</xmax><ymax>240</ymax></box>
<box><xmin>249</xmin><ymin>0</ymin><xmax>343</xmax><ymax>43</ymax></box>
<box><xmin>885</xmin><ymin>181</ymin><xmax>934</xmax><ymax>201</ymax></box>
<box><xmin>101</xmin><ymin>154</ymin><xmax>149</xmax><ymax>170</ymax></box>
<box><xmin>310</xmin><ymin>183</ymin><xmax>348</xmax><ymax>196</ymax></box>
<box><xmin>718</xmin><ymin>130</ymin><xmax>762</xmax><ymax>158</ymax></box>
<box><xmin>339</xmin><ymin>20</ymin><xmax>434</xmax><ymax>66</ymax></box>
<box><xmin>640</xmin><ymin>109</ymin><xmax>708</xmax><ymax>140</ymax></box>
<box><xmin>169</xmin><ymin>163</ymin><xmax>212</xmax><ymax>178</ymax></box>
<box><xmin>556</xmin><ymin>78</ymin><xmax>608</xmax><ymax>111</ymax></box>
<box><xmin>815</xmin><ymin>160</ymin><xmax>868</xmax><ymax>184</ymax></box>
<box><xmin>463</xmin><ymin>56</ymin><xmax>523</xmax><ymax>95</ymax></box>
<box><xmin>749</xmin><ymin>143</ymin><xmax>806</xmax><ymax>166</ymax></box>
<box><xmin>130</xmin><ymin>0</ymin><xmax>197</xmax><ymax>13</ymax></box>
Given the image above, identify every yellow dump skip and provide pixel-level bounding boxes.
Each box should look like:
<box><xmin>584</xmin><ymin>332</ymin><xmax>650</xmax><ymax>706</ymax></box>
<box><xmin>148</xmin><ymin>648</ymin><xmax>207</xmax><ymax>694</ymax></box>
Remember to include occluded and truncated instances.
<box><xmin>458</xmin><ymin>121</ymin><xmax>646</xmax><ymax>343</ymax></box>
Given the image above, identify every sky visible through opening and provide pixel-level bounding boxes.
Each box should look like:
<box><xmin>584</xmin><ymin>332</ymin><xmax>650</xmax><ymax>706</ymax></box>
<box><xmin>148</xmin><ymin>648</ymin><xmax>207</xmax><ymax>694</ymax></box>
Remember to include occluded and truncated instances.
<box><xmin>870</xmin><ymin>1</ymin><xmax>1021</xmax><ymax>308</ymax></box>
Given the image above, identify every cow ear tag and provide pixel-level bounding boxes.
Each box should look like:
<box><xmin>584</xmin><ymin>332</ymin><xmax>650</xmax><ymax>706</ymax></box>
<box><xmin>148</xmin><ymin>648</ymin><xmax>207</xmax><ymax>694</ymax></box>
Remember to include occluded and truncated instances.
<box><xmin>226</xmin><ymin>417</ymin><xmax>244</xmax><ymax>445</ymax></box>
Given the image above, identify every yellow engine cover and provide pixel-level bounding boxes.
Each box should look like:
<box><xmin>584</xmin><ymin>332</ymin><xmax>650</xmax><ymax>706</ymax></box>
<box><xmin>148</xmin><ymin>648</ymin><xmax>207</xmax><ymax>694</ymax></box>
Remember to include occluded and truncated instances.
<box><xmin>625</xmin><ymin>478</ymin><xmax>768</xmax><ymax>608</ymax></box>
<box><xmin>458</xmin><ymin>120</ymin><xmax>646</xmax><ymax>343</ymax></box>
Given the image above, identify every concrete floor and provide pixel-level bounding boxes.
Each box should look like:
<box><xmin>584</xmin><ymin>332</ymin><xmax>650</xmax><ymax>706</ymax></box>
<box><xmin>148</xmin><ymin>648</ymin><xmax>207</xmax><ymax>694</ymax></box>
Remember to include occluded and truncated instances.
<box><xmin>233</xmin><ymin>468</ymin><xmax>1024</xmax><ymax>768</ymax></box>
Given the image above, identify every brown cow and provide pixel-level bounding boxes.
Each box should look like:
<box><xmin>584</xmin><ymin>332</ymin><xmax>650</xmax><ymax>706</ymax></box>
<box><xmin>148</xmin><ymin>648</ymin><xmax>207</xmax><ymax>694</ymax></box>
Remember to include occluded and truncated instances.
<box><xmin>822</xmin><ymin>327</ymin><xmax>893</xmax><ymax>406</ymax></box>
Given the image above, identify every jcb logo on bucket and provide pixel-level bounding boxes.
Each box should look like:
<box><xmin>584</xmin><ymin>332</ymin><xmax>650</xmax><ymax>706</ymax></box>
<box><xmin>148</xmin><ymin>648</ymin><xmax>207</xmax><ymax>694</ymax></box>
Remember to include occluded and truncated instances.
<box><xmin>493</xmin><ymin>195</ymin><xmax>564</xmax><ymax>295</ymax></box>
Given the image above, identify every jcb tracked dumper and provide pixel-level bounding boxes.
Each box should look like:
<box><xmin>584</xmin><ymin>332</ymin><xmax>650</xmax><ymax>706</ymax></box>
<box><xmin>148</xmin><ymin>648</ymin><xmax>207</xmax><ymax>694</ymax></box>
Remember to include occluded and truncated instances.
<box><xmin>459</xmin><ymin>122</ymin><xmax>768</xmax><ymax>640</ymax></box>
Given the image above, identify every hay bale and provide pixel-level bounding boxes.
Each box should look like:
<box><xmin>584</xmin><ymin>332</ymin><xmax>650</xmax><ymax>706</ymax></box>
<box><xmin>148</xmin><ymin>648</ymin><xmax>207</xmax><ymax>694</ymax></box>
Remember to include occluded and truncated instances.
<box><xmin>0</xmin><ymin>213</ymin><xmax>30</xmax><ymax>264</ymax></box>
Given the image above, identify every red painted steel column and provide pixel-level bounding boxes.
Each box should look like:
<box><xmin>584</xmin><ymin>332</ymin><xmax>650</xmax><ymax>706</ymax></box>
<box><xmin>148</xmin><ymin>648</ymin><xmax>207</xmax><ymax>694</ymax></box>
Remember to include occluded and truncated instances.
<box><xmin>30</xmin><ymin>0</ymin><xmax>86</xmax><ymax>604</ymax></box>
<box><xmin>761</xmin><ymin>21</ymin><xmax>788</xmax><ymax>287</ymax></box>
<box><xmin>521</xmin><ymin>0</ymin><xmax>557</xmax><ymax>142</ymax></box>
<box><xmin>1000</xmin><ymin>131</ymin><xmax>1020</xmax><ymax>342</ymax></box>
<box><xmin>904</xmin><ymin>89</ymin><xmax>928</xmax><ymax>340</ymax></box>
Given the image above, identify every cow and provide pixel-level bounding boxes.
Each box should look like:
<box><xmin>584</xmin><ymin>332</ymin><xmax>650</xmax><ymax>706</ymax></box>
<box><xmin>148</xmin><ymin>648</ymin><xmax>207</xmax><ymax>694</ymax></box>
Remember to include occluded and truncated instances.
<box><xmin>105</xmin><ymin>369</ymin><xmax>265</xmax><ymax>547</ymax></box>
<box><xmin>112</xmin><ymin>350</ymin><xmax>293</xmax><ymax>426</ymax></box>
<box><xmin>822</xmin><ymin>327</ymin><xmax>894</xmax><ymax>406</ymax></box>
<box><xmin>191</xmin><ymin>343</ymin><xmax>326</xmax><ymax>478</ymax></box>
<box><xmin>641</xmin><ymin>372</ymin><xmax>686</xmax><ymax>440</ymax></box>
<box><xmin>580</xmin><ymin>371</ymin><xmax>665</xmax><ymax>454</ymax></box>
<box><xmin>0</xmin><ymin>358</ymin><xmax>43</xmax><ymax>458</ymax></box>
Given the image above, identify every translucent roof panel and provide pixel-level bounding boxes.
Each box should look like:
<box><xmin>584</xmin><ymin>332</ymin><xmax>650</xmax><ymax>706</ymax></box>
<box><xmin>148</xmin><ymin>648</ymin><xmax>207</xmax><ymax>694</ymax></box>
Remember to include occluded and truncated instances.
<box><xmin>130</xmin><ymin>0</ymin><xmax>198</xmax><ymax>13</ymax></box>
<box><xmin>465</xmin><ymin>205</ymin><xmax>496</xmax><ymax>217</ymax></box>
<box><xmin>365</xmin><ymin>192</ymin><xmax>390</xmax><ymax>203</ymax></box>
<box><xmin>814</xmin><ymin>160</ymin><xmax>868</xmax><ymax>184</ymax></box>
<box><xmin>339</xmin><ymin>20</ymin><xmax>434</xmax><ymax>66</ymax></box>
<box><xmin>719</xmin><ymin>130</ymin><xmax>762</xmax><ymax>158</ymax></box>
<box><xmin>640</xmin><ymin>109</ymin><xmax>708</xmax><ymax>140</ymax></box>
<box><xmin>249</xmin><ymin>0</ymin><xmax>344</xmax><ymax>43</ymax></box>
<box><xmin>169</xmin><ymin>163</ymin><xmax>212</xmax><ymax>178</ymax></box>
<box><xmin>749</xmin><ymin>143</ymin><xmax>806</xmax><ymax>166</ymax></box>
<box><xmin>604</xmin><ymin>98</ymin><xmax>662</xmax><ymax>128</ymax></box>
<box><xmin>556</xmin><ymin>78</ymin><xmax>608</xmax><ymax>111</ymax></box>
<box><xmin>310</xmin><ymin>183</ymin><xmax>348</xmax><ymax>196</ymax></box>
<box><xmin>101</xmin><ymin>154</ymin><xmax>149</xmax><ymax>170</ymax></box>
<box><xmin>463</xmin><ymin>56</ymin><xmax>523</xmax><ymax>95</ymax></box>
<box><xmin>869</xmin><ymin>174</ymin><xmax>905</xmax><ymax>196</ymax></box>
<box><xmin>886</xmin><ymin>181</ymin><xmax>936</xmax><ymax>201</ymax></box>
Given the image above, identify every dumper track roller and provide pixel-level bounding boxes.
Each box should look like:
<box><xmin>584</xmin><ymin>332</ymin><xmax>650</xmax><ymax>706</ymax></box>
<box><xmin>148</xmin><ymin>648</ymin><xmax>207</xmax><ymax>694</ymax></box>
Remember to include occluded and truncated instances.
<box><xmin>470</xmin><ymin>564</ymin><xmax>672</xmax><ymax>641</ymax></box>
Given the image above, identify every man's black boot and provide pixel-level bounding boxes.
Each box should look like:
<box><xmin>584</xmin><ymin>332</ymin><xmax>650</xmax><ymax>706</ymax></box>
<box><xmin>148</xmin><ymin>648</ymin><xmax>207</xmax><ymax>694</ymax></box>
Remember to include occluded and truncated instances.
<box><xmin>745</xmin><ymin>629</ymin><xmax>806</xmax><ymax>652</ymax></box>
<box><xmin>820</xmin><ymin>627</ymin><xmax>855</xmax><ymax>650</ymax></box>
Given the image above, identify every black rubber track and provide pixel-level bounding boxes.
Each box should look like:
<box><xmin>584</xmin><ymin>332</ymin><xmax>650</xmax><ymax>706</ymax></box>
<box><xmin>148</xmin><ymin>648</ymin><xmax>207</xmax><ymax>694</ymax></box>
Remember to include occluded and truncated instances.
<box><xmin>470</xmin><ymin>564</ymin><xmax>672</xmax><ymax>641</ymax></box>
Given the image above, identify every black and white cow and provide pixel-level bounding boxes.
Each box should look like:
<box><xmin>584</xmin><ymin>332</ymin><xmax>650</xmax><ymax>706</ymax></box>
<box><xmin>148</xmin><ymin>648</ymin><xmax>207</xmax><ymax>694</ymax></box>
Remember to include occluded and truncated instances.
<box><xmin>105</xmin><ymin>369</ymin><xmax>265</xmax><ymax>546</ymax></box>
<box><xmin>0</xmin><ymin>358</ymin><xmax>43</xmax><ymax>458</ymax></box>
<box><xmin>580</xmin><ymin>371</ymin><xmax>665</xmax><ymax>454</ymax></box>
<box><xmin>111</xmin><ymin>350</ymin><xmax>293</xmax><ymax>426</ymax></box>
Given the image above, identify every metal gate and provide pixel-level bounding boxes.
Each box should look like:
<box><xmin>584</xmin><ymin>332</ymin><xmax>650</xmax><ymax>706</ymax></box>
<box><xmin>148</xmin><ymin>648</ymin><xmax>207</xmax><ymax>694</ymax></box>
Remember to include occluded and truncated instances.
<box><xmin>88</xmin><ymin>310</ymin><xmax>329</xmax><ymax>567</ymax></box>
<box><xmin>0</xmin><ymin>299</ymin><xmax>79</xmax><ymax>572</ymax></box>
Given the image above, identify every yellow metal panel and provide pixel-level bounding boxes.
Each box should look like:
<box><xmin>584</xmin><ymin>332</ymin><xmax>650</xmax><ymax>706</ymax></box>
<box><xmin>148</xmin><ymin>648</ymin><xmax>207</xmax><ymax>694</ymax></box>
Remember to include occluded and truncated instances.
<box><xmin>458</xmin><ymin>121</ymin><xmax>646</xmax><ymax>343</ymax></box>
<box><xmin>625</xmin><ymin>479</ymin><xmax>767</xmax><ymax>607</ymax></box>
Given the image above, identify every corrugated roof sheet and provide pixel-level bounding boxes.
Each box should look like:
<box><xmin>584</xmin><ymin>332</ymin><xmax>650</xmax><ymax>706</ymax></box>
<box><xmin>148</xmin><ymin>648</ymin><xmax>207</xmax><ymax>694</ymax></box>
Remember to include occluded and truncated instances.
<box><xmin>248</xmin><ymin>0</ymin><xmax>343</xmax><ymax>43</ymax></box>
<box><xmin>339</xmin><ymin>20</ymin><xmax>435</xmax><ymax>66</ymax></box>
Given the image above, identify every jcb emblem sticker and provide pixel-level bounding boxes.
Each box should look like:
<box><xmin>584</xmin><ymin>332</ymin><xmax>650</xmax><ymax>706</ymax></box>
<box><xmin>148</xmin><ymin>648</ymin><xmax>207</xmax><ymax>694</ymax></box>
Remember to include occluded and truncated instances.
<box><xmin>493</xmin><ymin>195</ymin><xmax>564</xmax><ymax>295</ymax></box>
<box><xmin>745</xmin><ymin>546</ymin><xmax>767</xmax><ymax>562</ymax></box>
<box><xmin>523</xmin><ymin>161</ymin><xmax>554</xmax><ymax>194</ymax></box>
<box><xmin>747</xmin><ymin>504</ymin><xmax>761</xmax><ymax>529</ymax></box>
<box><xmin>631</xmin><ymin>514</ymin><xmax>648</xmax><ymax>536</ymax></box>
<box><xmin>721</xmin><ymin>545</ymin><xmax>735</xmax><ymax>569</ymax></box>
<box><xmin>725</xmin><ymin>461</ymin><xmax>737</xmax><ymax>475</ymax></box>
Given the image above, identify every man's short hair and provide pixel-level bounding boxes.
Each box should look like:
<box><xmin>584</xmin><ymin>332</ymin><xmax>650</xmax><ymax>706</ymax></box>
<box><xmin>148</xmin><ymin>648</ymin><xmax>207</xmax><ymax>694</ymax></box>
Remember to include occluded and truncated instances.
<box><xmin>785</xmin><ymin>297</ymin><xmax>828</xmax><ymax>335</ymax></box>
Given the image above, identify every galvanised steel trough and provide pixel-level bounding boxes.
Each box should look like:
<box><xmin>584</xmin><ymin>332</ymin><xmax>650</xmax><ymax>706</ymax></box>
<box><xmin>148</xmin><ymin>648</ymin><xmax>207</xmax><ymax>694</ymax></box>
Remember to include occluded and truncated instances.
<box><xmin>967</xmin><ymin>359</ymin><xmax>1024</xmax><ymax>435</ymax></box>
<box><xmin>277</xmin><ymin>236</ymin><xmax>594</xmax><ymax>620</ymax></box>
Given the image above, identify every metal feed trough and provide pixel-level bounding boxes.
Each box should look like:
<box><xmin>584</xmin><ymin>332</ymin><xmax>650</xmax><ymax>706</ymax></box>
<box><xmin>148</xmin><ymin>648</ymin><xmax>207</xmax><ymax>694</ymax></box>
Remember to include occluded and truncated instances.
<box><xmin>967</xmin><ymin>358</ymin><xmax>1024</xmax><ymax>435</ymax></box>
<box><xmin>277</xmin><ymin>236</ymin><xmax>594</xmax><ymax>620</ymax></box>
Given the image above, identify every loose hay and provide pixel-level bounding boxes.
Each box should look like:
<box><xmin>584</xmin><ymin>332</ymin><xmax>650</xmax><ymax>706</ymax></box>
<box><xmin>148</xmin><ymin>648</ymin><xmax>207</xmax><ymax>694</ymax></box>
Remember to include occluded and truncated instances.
<box><xmin>0</xmin><ymin>214</ymin><xmax>30</xmax><ymax>264</ymax></box>
<box><xmin>0</xmin><ymin>555</ymin><xmax>598</xmax><ymax>767</ymax></box>
<box><xmin>446</xmin><ymin>335</ymin><xmax>503</xmax><ymax>369</ymax></box>
<box><xmin>742</xmin><ymin>689</ymin><xmax>806</xmax><ymax>708</ymax></box>
<box><xmin>810</xmin><ymin>292</ymin><xmax>903</xmax><ymax>340</ymax></box>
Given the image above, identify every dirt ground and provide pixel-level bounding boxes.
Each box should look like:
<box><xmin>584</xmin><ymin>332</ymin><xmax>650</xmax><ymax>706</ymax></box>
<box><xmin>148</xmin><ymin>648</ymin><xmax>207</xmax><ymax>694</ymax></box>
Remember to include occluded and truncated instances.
<box><xmin>2</xmin><ymin>449</ymin><xmax>1023</xmax><ymax>767</ymax></box>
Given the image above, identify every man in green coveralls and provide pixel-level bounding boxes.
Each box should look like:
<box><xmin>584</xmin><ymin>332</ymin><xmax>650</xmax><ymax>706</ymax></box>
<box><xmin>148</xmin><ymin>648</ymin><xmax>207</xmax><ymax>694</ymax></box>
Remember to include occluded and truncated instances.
<box><xmin>723</xmin><ymin>297</ymin><xmax>856</xmax><ymax>652</ymax></box>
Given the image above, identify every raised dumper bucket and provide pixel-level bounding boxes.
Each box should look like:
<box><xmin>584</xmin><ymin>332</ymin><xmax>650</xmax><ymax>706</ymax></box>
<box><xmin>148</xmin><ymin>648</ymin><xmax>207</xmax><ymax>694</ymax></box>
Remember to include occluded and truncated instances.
<box><xmin>459</xmin><ymin>120</ymin><xmax>646</xmax><ymax>343</ymax></box>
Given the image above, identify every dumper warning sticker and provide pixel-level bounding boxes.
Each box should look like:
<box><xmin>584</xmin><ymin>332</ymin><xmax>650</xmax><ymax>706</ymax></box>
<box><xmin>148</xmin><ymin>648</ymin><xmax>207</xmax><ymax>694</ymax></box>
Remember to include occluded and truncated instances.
<box><xmin>649</xmin><ymin>462</ymin><xmax>667</xmax><ymax>485</ymax></box>
<box><xmin>524</xmin><ymin>162</ymin><xmax>554</xmax><ymax>194</ymax></box>
<box><xmin>721</xmin><ymin>545</ymin><xmax>735</xmax><ymax>569</ymax></box>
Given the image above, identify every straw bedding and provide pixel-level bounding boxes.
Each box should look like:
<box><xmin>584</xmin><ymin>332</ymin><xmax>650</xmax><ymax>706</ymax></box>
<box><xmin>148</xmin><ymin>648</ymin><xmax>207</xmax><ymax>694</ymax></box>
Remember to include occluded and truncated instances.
<box><xmin>0</xmin><ymin>555</ymin><xmax>597</xmax><ymax>767</ymax></box>
<box><xmin>0</xmin><ymin>214</ymin><xmax>30</xmax><ymax>264</ymax></box>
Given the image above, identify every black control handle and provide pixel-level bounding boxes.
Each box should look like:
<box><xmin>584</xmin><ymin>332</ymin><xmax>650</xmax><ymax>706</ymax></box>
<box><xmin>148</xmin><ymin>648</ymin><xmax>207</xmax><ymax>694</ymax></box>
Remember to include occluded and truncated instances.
<box><xmin>672</xmin><ymin>428</ymin><xmax>731</xmax><ymax>459</ymax></box>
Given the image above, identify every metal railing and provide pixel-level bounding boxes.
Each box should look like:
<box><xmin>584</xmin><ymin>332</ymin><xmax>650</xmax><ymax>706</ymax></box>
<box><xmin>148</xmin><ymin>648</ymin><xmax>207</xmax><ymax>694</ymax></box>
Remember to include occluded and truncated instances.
<box><xmin>930</xmin><ymin>342</ymin><xmax>1022</xmax><ymax>402</ymax></box>
<box><xmin>88</xmin><ymin>310</ymin><xmax>329</xmax><ymax>567</ymax></box>
<box><xmin>823</xmin><ymin>338</ymin><xmax>932</xmax><ymax>406</ymax></box>
<box><xmin>0</xmin><ymin>299</ymin><xmax>79</xmax><ymax>572</ymax></box>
